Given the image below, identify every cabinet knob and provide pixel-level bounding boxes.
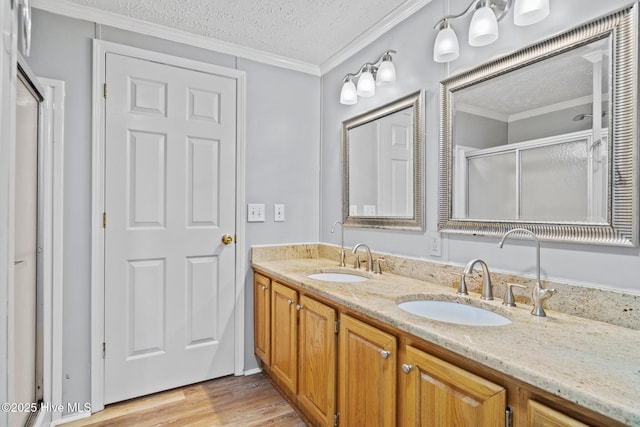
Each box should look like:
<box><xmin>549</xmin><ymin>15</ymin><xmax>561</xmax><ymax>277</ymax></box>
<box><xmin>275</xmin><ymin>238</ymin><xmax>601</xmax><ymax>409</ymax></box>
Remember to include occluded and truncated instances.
<box><xmin>296</xmin><ymin>304</ymin><xmax>304</xmax><ymax>311</ymax></box>
<box><xmin>402</xmin><ymin>364</ymin><xmax>413</xmax><ymax>374</ymax></box>
<box><xmin>261</xmin><ymin>285</ymin><xmax>268</xmax><ymax>291</ymax></box>
<box><xmin>380</xmin><ymin>350</ymin><xmax>391</xmax><ymax>359</ymax></box>
<box><xmin>287</xmin><ymin>299</ymin><xmax>294</xmax><ymax>305</ymax></box>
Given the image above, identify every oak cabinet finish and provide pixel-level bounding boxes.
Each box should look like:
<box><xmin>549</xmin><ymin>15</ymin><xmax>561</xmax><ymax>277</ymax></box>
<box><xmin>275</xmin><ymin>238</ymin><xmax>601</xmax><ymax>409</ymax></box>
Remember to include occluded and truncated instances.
<box><xmin>527</xmin><ymin>400</ymin><xmax>590</xmax><ymax>427</ymax></box>
<box><xmin>271</xmin><ymin>281</ymin><xmax>298</xmax><ymax>394</ymax></box>
<box><xmin>253</xmin><ymin>273</ymin><xmax>271</xmax><ymax>365</ymax></box>
<box><xmin>401</xmin><ymin>344</ymin><xmax>506</xmax><ymax>426</ymax></box>
<box><xmin>338</xmin><ymin>314</ymin><xmax>397</xmax><ymax>427</ymax></box>
<box><xmin>298</xmin><ymin>295</ymin><xmax>337</xmax><ymax>427</ymax></box>
<box><xmin>257</xmin><ymin>277</ymin><xmax>337</xmax><ymax>427</ymax></box>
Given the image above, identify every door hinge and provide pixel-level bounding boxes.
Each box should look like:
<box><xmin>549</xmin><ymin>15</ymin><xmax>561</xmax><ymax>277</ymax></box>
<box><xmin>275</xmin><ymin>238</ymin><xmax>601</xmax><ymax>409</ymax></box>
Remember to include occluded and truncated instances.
<box><xmin>103</xmin><ymin>212</ymin><xmax>107</xmax><ymax>228</ymax></box>
<box><xmin>103</xmin><ymin>83</ymin><xmax>107</xmax><ymax>98</ymax></box>
<box><xmin>334</xmin><ymin>319</ymin><xmax>340</xmax><ymax>334</ymax></box>
<box><xmin>334</xmin><ymin>412</ymin><xmax>339</xmax><ymax>427</ymax></box>
<box><xmin>102</xmin><ymin>342</ymin><xmax>106</xmax><ymax>359</ymax></box>
<box><xmin>506</xmin><ymin>406</ymin><xmax>512</xmax><ymax>427</ymax></box>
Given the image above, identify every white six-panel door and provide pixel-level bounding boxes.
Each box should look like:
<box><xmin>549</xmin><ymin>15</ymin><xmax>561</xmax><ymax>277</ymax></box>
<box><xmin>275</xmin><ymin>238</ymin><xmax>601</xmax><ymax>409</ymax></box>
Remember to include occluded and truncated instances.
<box><xmin>104</xmin><ymin>53</ymin><xmax>237</xmax><ymax>404</ymax></box>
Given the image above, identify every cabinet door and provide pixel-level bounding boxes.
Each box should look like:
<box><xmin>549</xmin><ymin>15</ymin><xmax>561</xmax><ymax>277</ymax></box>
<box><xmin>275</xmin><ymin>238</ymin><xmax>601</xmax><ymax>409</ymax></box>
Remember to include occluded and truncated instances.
<box><xmin>253</xmin><ymin>273</ymin><xmax>271</xmax><ymax>365</ymax></box>
<box><xmin>527</xmin><ymin>400</ymin><xmax>590</xmax><ymax>427</ymax></box>
<box><xmin>298</xmin><ymin>295</ymin><xmax>337</xmax><ymax>427</ymax></box>
<box><xmin>402</xmin><ymin>345</ymin><xmax>506</xmax><ymax>427</ymax></box>
<box><xmin>271</xmin><ymin>281</ymin><xmax>298</xmax><ymax>393</ymax></box>
<box><xmin>339</xmin><ymin>314</ymin><xmax>396</xmax><ymax>427</ymax></box>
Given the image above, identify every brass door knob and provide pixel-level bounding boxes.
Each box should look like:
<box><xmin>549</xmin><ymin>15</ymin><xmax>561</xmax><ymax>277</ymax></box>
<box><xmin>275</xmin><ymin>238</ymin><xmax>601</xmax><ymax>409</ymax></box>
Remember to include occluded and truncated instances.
<box><xmin>221</xmin><ymin>234</ymin><xmax>233</xmax><ymax>245</ymax></box>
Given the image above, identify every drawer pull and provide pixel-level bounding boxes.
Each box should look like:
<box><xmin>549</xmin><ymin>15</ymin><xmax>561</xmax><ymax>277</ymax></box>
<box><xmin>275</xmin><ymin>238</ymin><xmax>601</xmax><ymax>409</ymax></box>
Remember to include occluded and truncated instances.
<box><xmin>380</xmin><ymin>350</ymin><xmax>391</xmax><ymax>359</ymax></box>
<box><xmin>402</xmin><ymin>364</ymin><xmax>413</xmax><ymax>374</ymax></box>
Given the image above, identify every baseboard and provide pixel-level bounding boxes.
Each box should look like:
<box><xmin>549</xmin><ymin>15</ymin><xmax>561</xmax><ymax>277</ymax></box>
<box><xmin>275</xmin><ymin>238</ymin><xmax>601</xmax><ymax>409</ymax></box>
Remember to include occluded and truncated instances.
<box><xmin>243</xmin><ymin>367</ymin><xmax>263</xmax><ymax>376</ymax></box>
<box><xmin>50</xmin><ymin>411</ymin><xmax>91</xmax><ymax>426</ymax></box>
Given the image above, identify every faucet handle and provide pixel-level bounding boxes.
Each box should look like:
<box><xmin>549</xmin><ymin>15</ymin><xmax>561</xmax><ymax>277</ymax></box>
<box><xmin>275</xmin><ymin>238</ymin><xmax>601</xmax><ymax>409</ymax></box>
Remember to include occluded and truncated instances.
<box><xmin>503</xmin><ymin>283</ymin><xmax>527</xmax><ymax>307</ymax></box>
<box><xmin>451</xmin><ymin>272</ymin><xmax>468</xmax><ymax>296</ymax></box>
<box><xmin>374</xmin><ymin>258</ymin><xmax>384</xmax><ymax>275</ymax></box>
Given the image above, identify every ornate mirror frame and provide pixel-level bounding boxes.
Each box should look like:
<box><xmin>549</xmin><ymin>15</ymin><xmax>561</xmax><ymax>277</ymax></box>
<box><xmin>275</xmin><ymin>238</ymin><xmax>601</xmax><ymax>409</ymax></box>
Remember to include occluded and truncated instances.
<box><xmin>438</xmin><ymin>5</ymin><xmax>638</xmax><ymax>246</ymax></box>
<box><xmin>343</xmin><ymin>90</ymin><xmax>424</xmax><ymax>230</ymax></box>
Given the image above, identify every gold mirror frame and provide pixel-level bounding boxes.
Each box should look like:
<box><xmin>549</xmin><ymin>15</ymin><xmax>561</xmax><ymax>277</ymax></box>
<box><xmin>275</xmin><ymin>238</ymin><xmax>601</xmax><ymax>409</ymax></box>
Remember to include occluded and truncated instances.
<box><xmin>343</xmin><ymin>90</ymin><xmax>424</xmax><ymax>230</ymax></box>
<box><xmin>438</xmin><ymin>5</ymin><xmax>638</xmax><ymax>246</ymax></box>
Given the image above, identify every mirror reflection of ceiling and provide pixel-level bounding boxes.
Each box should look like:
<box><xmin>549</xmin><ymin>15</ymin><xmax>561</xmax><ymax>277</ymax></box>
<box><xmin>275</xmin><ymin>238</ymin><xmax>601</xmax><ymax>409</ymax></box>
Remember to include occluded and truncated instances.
<box><xmin>455</xmin><ymin>39</ymin><xmax>610</xmax><ymax>121</ymax></box>
<box><xmin>62</xmin><ymin>0</ymin><xmax>426</xmax><ymax>67</ymax></box>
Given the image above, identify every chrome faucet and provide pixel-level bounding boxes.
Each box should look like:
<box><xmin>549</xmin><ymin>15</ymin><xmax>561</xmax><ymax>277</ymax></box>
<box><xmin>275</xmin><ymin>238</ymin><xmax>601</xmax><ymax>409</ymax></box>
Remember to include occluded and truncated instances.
<box><xmin>463</xmin><ymin>259</ymin><xmax>493</xmax><ymax>300</ymax></box>
<box><xmin>352</xmin><ymin>243</ymin><xmax>373</xmax><ymax>272</ymax></box>
<box><xmin>331</xmin><ymin>220</ymin><xmax>346</xmax><ymax>267</ymax></box>
<box><xmin>498</xmin><ymin>228</ymin><xmax>557</xmax><ymax>317</ymax></box>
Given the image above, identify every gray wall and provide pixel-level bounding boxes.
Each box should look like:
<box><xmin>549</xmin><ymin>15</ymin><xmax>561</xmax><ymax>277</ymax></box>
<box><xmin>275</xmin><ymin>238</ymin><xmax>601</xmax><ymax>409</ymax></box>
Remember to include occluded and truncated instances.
<box><xmin>27</xmin><ymin>9</ymin><xmax>320</xmax><ymax>408</ymax></box>
<box><xmin>321</xmin><ymin>0</ymin><xmax>640</xmax><ymax>292</ymax></box>
<box><xmin>455</xmin><ymin>111</ymin><xmax>507</xmax><ymax>149</ymax></box>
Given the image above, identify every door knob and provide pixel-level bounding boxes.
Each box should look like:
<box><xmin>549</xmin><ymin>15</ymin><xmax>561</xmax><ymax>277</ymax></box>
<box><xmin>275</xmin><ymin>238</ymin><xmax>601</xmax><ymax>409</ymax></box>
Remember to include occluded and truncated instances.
<box><xmin>221</xmin><ymin>234</ymin><xmax>233</xmax><ymax>245</ymax></box>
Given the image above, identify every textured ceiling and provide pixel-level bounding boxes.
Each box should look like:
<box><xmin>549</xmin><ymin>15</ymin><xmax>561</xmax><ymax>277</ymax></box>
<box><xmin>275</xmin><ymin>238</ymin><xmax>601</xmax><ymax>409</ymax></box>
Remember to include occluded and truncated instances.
<box><xmin>456</xmin><ymin>38</ymin><xmax>610</xmax><ymax>120</ymax></box>
<box><xmin>64</xmin><ymin>0</ymin><xmax>414</xmax><ymax>66</ymax></box>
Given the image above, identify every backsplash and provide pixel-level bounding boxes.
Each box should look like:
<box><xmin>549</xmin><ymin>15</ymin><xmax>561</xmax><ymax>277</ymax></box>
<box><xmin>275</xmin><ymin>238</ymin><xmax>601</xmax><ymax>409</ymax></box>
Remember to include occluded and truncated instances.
<box><xmin>252</xmin><ymin>243</ymin><xmax>640</xmax><ymax>330</ymax></box>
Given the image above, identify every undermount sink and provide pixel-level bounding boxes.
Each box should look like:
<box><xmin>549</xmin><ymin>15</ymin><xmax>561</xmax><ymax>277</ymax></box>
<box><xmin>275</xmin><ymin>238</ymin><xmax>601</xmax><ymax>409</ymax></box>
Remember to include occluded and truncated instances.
<box><xmin>397</xmin><ymin>300</ymin><xmax>511</xmax><ymax>326</ymax></box>
<box><xmin>307</xmin><ymin>272</ymin><xmax>369</xmax><ymax>283</ymax></box>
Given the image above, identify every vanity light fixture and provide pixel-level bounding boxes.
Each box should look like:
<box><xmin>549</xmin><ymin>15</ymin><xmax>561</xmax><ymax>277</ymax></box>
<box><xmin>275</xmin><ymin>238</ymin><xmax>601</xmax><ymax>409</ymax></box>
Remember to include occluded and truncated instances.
<box><xmin>433</xmin><ymin>0</ymin><xmax>550</xmax><ymax>63</ymax></box>
<box><xmin>339</xmin><ymin>50</ymin><xmax>397</xmax><ymax>105</ymax></box>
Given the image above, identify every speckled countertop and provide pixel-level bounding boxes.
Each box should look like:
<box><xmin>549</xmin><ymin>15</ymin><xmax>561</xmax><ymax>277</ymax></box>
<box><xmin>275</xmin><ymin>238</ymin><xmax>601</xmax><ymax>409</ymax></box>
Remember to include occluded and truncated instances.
<box><xmin>251</xmin><ymin>249</ymin><xmax>640</xmax><ymax>426</ymax></box>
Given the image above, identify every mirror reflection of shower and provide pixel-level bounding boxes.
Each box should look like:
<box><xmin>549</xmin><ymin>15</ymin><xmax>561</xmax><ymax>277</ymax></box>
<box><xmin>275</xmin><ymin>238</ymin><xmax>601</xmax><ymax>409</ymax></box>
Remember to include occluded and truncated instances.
<box><xmin>572</xmin><ymin>111</ymin><xmax>607</xmax><ymax>121</ymax></box>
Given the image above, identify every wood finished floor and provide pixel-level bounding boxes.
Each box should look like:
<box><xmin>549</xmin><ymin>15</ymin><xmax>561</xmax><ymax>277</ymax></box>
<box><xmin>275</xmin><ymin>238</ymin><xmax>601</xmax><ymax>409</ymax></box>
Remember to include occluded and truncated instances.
<box><xmin>63</xmin><ymin>373</ymin><xmax>307</xmax><ymax>427</ymax></box>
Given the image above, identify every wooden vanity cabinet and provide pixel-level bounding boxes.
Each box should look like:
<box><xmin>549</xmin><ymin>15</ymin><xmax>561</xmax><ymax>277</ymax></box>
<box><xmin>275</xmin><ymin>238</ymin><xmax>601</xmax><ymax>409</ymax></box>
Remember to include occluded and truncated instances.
<box><xmin>298</xmin><ymin>294</ymin><xmax>337</xmax><ymax>427</ymax></box>
<box><xmin>400</xmin><ymin>344</ymin><xmax>506</xmax><ymax>427</ymax></box>
<box><xmin>253</xmin><ymin>273</ymin><xmax>271</xmax><ymax>365</ymax></box>
<box><xmin>257</xmin><ymin>278</ymin><xmax>337</xmax><ymax>427</ymax></box>
<box><xmin>270</xmin><ymin>281</ymin><xmax>299</xmax><ymax>394</ymax></box>
<box><xmin>253</xmin><ymin>270</ymin><xmax>627</xmax><ymax>427</ymax></box>
<box><xmin>338</xmin><ymin>314</ymin><xmax>397</xmax><ymax>427</ymax></box>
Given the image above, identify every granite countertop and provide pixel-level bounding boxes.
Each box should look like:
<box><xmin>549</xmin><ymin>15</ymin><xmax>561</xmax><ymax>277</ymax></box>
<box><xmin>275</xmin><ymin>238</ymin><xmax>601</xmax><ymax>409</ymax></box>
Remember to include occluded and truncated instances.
<box><xmin>252</xmin><ymin>256</ymin><xmax>640</xmax><ymax>426</ymax></box>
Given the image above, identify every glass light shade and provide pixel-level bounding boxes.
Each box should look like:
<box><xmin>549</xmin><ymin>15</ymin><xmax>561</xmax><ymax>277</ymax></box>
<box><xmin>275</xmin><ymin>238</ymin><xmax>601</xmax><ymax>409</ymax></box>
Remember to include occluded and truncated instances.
<box><xmin>469</xmin><ymin>5</ymin><xmax>499</xmax><ymax>46</ymax></box>
<box><xmin>433</xmin><ymin>25</ymin><xmax>459</xmax><ymax>63</ymax></box>
<box><xmin>375</xmin><ymin>60</ymin><xmax>396</xmax><ymax>86</ymax></box>
<box><xmin>356</xmin><ymin>70</ymin><xmax>376</xmax><ymax>97</ymax></box>
<box><xmin>340</xmin><ymin>80</ymin><xmax>357</xmax><ymax>105</ymax></box>
<box><xmin>514</xmin><ymin>0</ymin><xmax>550</xmax><ymax>26</ymax></box>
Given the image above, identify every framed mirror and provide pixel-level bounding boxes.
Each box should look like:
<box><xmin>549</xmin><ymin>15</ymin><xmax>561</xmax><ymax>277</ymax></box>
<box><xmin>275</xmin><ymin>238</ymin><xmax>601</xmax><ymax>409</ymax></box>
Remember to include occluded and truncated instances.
<box><xmin>343</xmin><ymin>90</ymin><xmax>424</xmax><ymax>230</ymax></box>
<box><xmin>439</xmin><ymin>5</ymin><xmax>638</xmax><ymax>246</ymax></box>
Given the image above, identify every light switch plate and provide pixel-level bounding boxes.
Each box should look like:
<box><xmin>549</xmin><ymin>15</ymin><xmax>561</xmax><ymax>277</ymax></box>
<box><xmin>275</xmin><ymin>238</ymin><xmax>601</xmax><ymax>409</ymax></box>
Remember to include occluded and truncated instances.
<box><xmin>274</xmin><ymin>204</ymin><xmax>285</xmax><ymax>222</ymax></box>
<box><xmin>247</xmin><ymin>204</ymin><xmax>265</xmax><ymax>222</ymax></box>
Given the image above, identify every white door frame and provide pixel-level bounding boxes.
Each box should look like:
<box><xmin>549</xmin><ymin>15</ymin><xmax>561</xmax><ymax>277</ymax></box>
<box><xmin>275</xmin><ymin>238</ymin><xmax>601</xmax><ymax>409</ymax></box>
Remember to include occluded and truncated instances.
<box><xmin>37</xmin><ymin>77</ymin><xmax>66</xmax><ymax>426</ymax></box>
<box><xmin>0</xmin><ymin>4</ymin><xmax>18</xmax><ymax>427</ymax></box>
<box><xmin>91</xmin><ymin>40</ymin><xmax>246</xmax><ymax>413</ymax></box>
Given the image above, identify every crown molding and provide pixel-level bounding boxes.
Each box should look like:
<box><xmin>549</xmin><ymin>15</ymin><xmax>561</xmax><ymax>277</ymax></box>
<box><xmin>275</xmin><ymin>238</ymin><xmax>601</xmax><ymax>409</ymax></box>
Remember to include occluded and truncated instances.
<box><xmin>31</xmin><ymin>0</ymin><xmax>322</xmax><ymax>76</ymax></box>
<box><xmin>319</xmin><ymin>0</ymin><xmax>433</xmax><ymax>74</ymax></box>
<box><xmin>456</xmin><ymin>103</ymin><xmax>509</xmax><ymax>122</ymax></box>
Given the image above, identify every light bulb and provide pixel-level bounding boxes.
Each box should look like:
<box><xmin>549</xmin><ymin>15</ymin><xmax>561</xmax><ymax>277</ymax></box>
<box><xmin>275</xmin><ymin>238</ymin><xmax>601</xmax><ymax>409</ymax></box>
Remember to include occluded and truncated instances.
<box><xmin>357</xmin><ymin>68</ymin><xmax>376</xmax><ymax>97</ymax></box>
<box><xmin>433</xmin><ymin>23</ymin><xmax>459</xmax><ymax>63</ymax></box>
<box><xmin>469</xmin><ymin>4</ymin><xmax>499</xmax><ymax>46</ymax></box>
<box><xmin>376</xmin><ymin>59</ymin><xmax>396</xmax><ymax>86</ymax></box>
<box><xmin>514</xmin><ymin>0</ymin><xmax>550</xmax><ymax>26</ymax></box>
<box><xmin>340</xmin><ymin>79</ymin><xmax>357</xmax><ymax>105</ymax></box>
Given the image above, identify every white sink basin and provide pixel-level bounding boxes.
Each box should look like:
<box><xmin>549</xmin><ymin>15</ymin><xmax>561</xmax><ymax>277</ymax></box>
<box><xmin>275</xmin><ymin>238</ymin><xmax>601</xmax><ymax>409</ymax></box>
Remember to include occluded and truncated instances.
<box><xmin>307</xmin><ymin>272</ymin><xmax>368</xmax><ymax>283</ymax></box>
<box><xmin>397</xmin><ymin>300</ymin><xmax>511</xmax><ymax>326</ymax></box>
